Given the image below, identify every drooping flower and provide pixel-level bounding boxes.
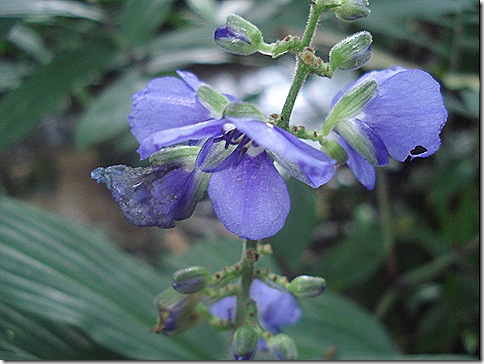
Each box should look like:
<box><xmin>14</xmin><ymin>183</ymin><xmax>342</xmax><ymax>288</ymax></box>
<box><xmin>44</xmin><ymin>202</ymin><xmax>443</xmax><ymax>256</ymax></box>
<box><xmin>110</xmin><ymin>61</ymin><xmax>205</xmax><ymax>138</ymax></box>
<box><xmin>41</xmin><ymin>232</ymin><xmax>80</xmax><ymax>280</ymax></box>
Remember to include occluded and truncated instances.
<box><xmin>327</xmin><ymin>66</ymin><xmax>447</xmax><ymax>189</ymax></box>
<box><xmin>119</xmin><ymin>70</ymin><xmax>335</xmax><ymax>240</ymax></box>
<box><xmin>209</xmin><ymin>279</ymin><xmax>302</xmax><ymax>334</ymax></box>
<box><xmin>91</xmin><ymin>146</ymin><xmax>208</xmax><ymax>228</ymax></box>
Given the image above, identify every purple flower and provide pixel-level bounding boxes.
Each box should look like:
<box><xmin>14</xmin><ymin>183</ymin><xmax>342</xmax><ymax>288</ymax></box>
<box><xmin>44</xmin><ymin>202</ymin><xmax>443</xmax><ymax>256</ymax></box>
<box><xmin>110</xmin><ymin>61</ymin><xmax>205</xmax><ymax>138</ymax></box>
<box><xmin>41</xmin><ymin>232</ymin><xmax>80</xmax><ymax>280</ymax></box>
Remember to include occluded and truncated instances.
<box><xmin>329</xmin><ymin>66</ymin><xmax>447</xmax><ymax>189</ymax></box>
<box><xmin>91</xmin><ymin>158</ymin><xmax>208</xmax><ymax>228</ymax></box>
<box><xmin>126</xmin><ymin>70</ymin><xmax>335</xmax><ymax>240</ymax></box>
<box><xmin>210</xmin><ymin>279</ymin><xmax>302</xmax><ymax>334</ymax></box>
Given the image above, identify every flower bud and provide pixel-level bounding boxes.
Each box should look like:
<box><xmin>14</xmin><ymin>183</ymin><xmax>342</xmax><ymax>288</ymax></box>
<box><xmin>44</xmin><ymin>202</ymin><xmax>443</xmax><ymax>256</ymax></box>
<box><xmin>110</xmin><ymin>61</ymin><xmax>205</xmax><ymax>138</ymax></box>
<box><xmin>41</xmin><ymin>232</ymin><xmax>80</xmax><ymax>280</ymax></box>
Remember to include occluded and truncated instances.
<box><xmin>153</xmin><ymin>289</ymin><xmax>201</xmax><ymax>335</ymax></box>
<box><xmin>288</xmin><ymin>275</ymin><xmax>326</xmax><ymax>298</ymax></box>
<box><xmin>329</xmin><ymin>31</ymin><xmax>372</xmax><ymax>71</ymax></box>
<box><xmin>214</xmin><ymin>15</ymin><xmax>263</xmax><ymax>56</ymax></box>
<box><xmin>232</xmin><ymin>325</ymin><xmax>258</xmax><ymax>360</ymax></box>
<box><xmin>172</xmin><ymin>266</ymin><xmax>210</xmax><ymax>294</ymax></box>
<box><xmin>333</xmin><ymin>0</ymin><xmax>370</xmax><ymax>21</ymax></box>
<box><xmin>268</xmin><ymin>334</ymin><xmax>298</xmax><ymax>360</ymax></box>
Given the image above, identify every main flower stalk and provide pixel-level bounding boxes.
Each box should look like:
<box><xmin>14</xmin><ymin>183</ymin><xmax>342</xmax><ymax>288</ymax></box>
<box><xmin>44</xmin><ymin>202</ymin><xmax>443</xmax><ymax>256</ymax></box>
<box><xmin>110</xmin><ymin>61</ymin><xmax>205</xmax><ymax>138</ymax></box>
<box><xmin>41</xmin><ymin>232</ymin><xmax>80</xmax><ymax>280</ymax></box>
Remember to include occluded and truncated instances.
<box><xmin>236</xmin><ymin>239</ymin><xmax>259</xmax><ymax>327</ymax></box>
<box><xmin>280</xmin><ymin>0</ymin><xmax>327</xmax><ymax>126</ymax></box>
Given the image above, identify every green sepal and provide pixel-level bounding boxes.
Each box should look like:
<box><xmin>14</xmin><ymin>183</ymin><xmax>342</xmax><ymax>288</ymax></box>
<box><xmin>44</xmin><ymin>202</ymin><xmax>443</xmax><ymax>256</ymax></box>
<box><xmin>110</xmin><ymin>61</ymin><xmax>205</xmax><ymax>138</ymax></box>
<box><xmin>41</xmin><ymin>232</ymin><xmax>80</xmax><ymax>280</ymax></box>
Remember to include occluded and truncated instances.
<box><xmin>320</xmin><ymin>138</ymin><xmax>348</xmax><ymax>163</ymax></box>
<box><xmin>148</xmin><ymin>145</ymin><xmax>200</xmax><ymax>166</ymax></box>
<box><xmin>322</xmin><ymin>79</ymin><xmax>377</xmax><ymax>136</ymax></box>
<box><xmin>223</xmin><ymin>102</ymin><xmax>265</xmax><ymax>121</ymax></box>
<box><xmin>197</xmin><ymin>84</ymin><xmax>230</xmax><ymax>119</ymax></box>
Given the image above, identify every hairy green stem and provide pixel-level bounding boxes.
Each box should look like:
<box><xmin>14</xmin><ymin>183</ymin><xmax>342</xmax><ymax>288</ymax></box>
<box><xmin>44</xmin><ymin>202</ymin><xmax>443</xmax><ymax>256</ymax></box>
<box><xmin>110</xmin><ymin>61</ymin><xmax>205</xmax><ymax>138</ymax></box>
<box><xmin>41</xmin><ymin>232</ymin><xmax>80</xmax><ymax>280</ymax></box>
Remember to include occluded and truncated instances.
<box><xmin>279</xmin><ymin>1</ymin><xmax>325</xmax><ymax>127</ymax></box>
<box><xmin>236</xmin><ymin>239</ymin><xmax>258</xmax><ymax>327</ymax></box>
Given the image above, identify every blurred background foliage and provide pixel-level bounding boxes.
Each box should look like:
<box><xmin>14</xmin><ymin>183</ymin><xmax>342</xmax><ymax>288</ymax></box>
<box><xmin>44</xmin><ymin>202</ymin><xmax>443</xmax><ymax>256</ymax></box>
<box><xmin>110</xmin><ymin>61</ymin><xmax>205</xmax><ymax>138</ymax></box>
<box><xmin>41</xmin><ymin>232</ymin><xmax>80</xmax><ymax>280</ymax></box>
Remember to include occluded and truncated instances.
<box><xmin>0</xmin><ymin>0</ymin><xmax>479</xmax><ymax>360</ymax></box>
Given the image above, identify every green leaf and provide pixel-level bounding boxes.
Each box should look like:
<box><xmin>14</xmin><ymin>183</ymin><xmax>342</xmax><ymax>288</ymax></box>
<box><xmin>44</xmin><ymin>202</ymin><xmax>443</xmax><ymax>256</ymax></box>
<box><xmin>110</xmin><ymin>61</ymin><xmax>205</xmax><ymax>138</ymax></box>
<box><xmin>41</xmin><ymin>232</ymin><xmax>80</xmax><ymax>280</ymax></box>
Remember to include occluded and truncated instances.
<box><xmin>286</xmin><ymin>291</ymin><xmax>399</xmax><ymax>359</ymax></box>
<box><xmin>120</xmin><ymin>0</ymin><xmax>175</xmax><ymax>45</ymax></box>
<box><xmin>0</xmin><ymin>36</ymin><xmax>122</xmax><ymax>151</ymax></box>
<box><xmin>314</xmin><ymin>204</ymin><xmax>386</xmax><ymax>290</ymax></box>
<box><xmin>75</xmin><ymin>70</ymin><xmax>150</xmax><ymax>149</ymax></box>
<box><xmin>0</xmin><ymin>0</ymin><xmax>104</xmax><ymax>21</ymax></box>
<box><xmin>0</xmin><ymin>196</ymin><xmax>221</xmax><ymax>360</ymax></box>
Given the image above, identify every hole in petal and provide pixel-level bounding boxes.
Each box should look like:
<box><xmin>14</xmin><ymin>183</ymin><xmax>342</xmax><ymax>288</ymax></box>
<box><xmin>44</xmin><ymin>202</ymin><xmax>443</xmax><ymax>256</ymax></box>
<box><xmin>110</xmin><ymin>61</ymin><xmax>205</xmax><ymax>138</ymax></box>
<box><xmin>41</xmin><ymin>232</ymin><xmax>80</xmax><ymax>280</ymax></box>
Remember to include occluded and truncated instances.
<box><xmin>410</xmin><ymin>145</ymin><xmax>427</xmax><ymax>156</ymax></box>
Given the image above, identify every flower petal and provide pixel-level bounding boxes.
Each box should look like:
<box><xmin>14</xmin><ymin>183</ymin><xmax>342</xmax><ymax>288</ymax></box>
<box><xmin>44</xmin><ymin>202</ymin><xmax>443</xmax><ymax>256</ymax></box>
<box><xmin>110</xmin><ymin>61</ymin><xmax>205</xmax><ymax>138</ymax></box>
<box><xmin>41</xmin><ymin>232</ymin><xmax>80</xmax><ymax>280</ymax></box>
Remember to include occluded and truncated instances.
<box><xmin>129</xmin><ymin>75</ymin><xmax>212</xmax><ymax>158</ymax></box>
<box><xmin>338</xmin><ymin>136</ymin><xmax>376</xmax><ymax>190</ymax></box>
<box><xmin>209</xmin><ymin>279</ymin><xmax>302</xmax><ymax>334</ymax></box>
<box><xmin>250</xmin><ymin>280</ymin><xmax>302</xmax><ymax>333</ymax></box>
<box><xmin>209</xmin><ymin>296</ymin><xmax>237</xmax><ymax>321</ymax></box>
<box><xmin>332</xmin><ymin>67</ymin><xmax>447</xmax><ymax>162</ymax></box>
<box><xmin>91</xmin><ymin>163</ymin><xmax>206</xmax><ymax>227</ymax></box>
<box><xmin>362</xmin><ymin>69</ymin><xmax>447</xmax><ymax>161</ymax></box>
<box><xmin>208</xmin><ymin>151</ymin><xmax>290</xmax><ymax>240</ymax></box>
<box><xmin>227</xmin><ymin>118</ymin><xmax>336</xmax><ymax>188</ymax></box>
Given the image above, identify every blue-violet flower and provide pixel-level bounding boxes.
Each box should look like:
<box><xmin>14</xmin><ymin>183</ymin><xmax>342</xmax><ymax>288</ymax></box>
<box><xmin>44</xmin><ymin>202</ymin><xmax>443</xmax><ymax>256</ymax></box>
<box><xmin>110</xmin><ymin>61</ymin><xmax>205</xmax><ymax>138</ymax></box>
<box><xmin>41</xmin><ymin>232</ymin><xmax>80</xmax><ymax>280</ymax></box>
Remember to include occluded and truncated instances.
<box><xmin>328</xmin><ymin>66</ymin><xmax>447</xmax><ymax>189</ymax></box>
<box><xmin>210</xmin><ymin>279</ymin><xmax>301</xmax><ymax>334</ymax></box>
<box><xmin>122</xmin><ymin>70</ymin><xmax>335</xmax><ymax>240</ymax></box>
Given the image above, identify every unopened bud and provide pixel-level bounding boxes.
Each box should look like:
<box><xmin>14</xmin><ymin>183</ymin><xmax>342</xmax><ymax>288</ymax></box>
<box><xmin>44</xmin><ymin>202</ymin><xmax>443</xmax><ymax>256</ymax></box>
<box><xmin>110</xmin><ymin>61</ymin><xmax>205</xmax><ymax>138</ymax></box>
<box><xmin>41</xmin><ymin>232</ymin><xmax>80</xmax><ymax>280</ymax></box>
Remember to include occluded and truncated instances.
<box><xmin>333</xmin><ymin>0</ymin><xmax>370</xmax><ymax>21</ymax></box>
<box><xmin>214</xmin><ymin>15</ymin><xmax>264</xmax><ymax>56</ymax></box>
<box><xmin>172</xmin><ymin>266</ymin><xmax>210</xmax><ymax>294</ymax></box>
<box><xmin>233</xmin><ymin>325</ymin><xmax>258</xmax><ymax>360</ymax></box>
<box><xmin>329</xmin><ymin>31</ymin><xmax>372</xmax><ymax>71</ymax></box>
<box><xmin>268</xmin><ymin>334</ymin><xmax>298</xmax><ymax>360</ymax></box>
<box><xmin>153</xmin><ymin>289</ymin><xmax>201</xmax><ymax>335</ymax></box>
<box><xmin>288</xmin><ymin>275</ymin><xmax>326</xmax><ymax>298</ymax></box>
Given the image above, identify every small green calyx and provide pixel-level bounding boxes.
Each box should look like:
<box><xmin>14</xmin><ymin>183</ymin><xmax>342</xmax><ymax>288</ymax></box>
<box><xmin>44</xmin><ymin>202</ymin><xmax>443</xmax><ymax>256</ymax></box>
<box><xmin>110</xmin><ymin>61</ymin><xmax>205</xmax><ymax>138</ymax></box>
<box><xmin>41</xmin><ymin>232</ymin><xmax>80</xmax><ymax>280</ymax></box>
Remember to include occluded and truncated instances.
<box><xmin>197</xmin><ymin>84</ymin><xmax>230</xmax><ymax>119</ymax></box>
<box><xmin>172</xmin><ymin>266</ymin><xmax>210</xmax><ymax>294</ymax></box>
<box><xmin>329</xmin><ymin>31</ymin><xmax>372</xmax><ymax>72</ymax></box>
<box><xmin>233</xmin><ymin>325</ymin><xmax>259</xmax><ymax>360</ymax></box>
<box><xmin>288</xmin><ymin>275</ymin><xmax>326</xmax><ymax>298</ymax></box>
<box><xmin>223</xmin><ymin>102</ymin><xmax>266</xmax><ymax>121</ymax></box>
<box><xmin>322</xmin><ymin>78</ymin><xmax>377</xmax><ymax>136</ymax></box>
<box><xmin>148</xmin><ymin>145</ymin><xmax>200</xmax><ymax>166</ymax></box>
<box><xmin>320</xmin><ymin>138</ymin><xmax>348</xmax><ymax>163</ymax></box>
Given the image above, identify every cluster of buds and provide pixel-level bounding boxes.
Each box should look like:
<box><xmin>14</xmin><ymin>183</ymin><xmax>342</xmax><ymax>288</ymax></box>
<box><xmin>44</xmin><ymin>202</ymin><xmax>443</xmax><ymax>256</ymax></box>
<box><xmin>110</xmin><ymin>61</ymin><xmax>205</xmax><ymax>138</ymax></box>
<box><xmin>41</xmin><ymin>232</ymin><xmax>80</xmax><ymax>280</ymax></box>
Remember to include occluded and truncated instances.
<box><xmin>214</xmin><ymin>0</ymin><xmax>371</xmax><ymax>78</ymax></box>
<box><xmin>153</xmin><ymin>242</ymin><xmax>327</xmax><ymax>360</ymax></box>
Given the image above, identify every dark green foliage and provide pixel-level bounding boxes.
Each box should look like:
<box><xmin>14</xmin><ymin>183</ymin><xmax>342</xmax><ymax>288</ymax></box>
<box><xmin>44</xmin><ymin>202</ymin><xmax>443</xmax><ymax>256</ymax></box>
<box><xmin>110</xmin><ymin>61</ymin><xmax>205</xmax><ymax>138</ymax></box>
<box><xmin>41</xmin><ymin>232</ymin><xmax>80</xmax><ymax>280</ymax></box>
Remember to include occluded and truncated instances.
<box><xmin>0</xmin><ymin>0</ymin><xmax>478</xmax><ymax>359</ymax></box>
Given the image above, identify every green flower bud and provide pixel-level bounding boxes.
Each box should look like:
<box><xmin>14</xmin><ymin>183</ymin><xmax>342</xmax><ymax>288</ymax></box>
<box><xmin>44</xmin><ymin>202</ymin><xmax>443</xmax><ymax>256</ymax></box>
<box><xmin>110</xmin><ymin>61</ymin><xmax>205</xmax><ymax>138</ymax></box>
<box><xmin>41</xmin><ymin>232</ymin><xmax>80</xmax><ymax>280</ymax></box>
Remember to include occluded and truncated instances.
<box><xmin>172</xmin><ymin>266</ymin><xmax>210</xmax><ymax>294</ymax></box>
<box><xmin>333</xmin><ymin>0</ymin><xmax>370</xmax><ymax>21</ymax></box>
<box><xmin>288</xmin><ymin>275</ymin><xmax>326</xmax><ymax>298</ymax></box>
<box><xmin>153</xmin><ymin>289</ymin><xmax>201</xmax><ymax>335</ymax></box>
<box><xmin>329</xmin><ymin>31</ymin><xmax>372</xmax><ymax>71</ymax></box>
<box><xmin>233</xmin><ymin>325</ymin><xmax>258</xmax><ymax>360</ymax></box>
<box><xmin>268</xmin><ymin>334</ymin><xmax>298</xmax><ymax>360</ymax></box>
<box><xmin>214</xmin><ymin>15</ymin><xmax>264</xmax><ymax>56</ymax></box>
